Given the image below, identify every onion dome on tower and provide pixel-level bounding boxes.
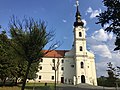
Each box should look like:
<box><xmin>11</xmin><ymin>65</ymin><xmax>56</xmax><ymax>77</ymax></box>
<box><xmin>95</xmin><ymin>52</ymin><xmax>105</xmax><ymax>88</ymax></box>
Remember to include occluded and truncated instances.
<box><xmin>74</xmin><ymin>0</ymin><xmax>84</xmax><ymax>27</ymax></box>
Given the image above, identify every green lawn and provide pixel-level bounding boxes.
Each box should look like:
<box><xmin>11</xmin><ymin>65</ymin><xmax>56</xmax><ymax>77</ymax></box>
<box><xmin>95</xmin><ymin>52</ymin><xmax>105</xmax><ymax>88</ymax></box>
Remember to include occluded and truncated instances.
<box><xmin>0</xmin><ymin>83</ymin><xmax>55</xmax><ymax>90</ymax></box>
<box><xmin>25</xmin><ymin>83</ymin><xmax>55</xmax><ymax>90</ymax></box>
<box><xmin>0</xmin><ymin>86</ymin><xmax>21</xmax><ymax>90</ymax></box>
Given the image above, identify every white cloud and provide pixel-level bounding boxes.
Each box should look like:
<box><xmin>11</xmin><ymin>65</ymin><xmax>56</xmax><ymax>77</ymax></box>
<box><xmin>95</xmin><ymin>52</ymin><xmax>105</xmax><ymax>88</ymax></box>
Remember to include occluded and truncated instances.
<box><xmin>54</xmin><ymin>44</ymin><xmax>58</xmax><ymax>48</ymax></box>
<box><xmin>96</xmin><ymin>61</ymin><xmax>108</xmax><ymax>77</ymax></box>
<box><xmin>81</xmin><ymin>19</ymin><xmax>89</xmax><ymax>32</ymax></box>
<box><xmin>74</xmin><ymin>4</ymin><xmax>76</xmax><ymax>7</ymax></box>
<box><xmin>87</xmin><ymin>29</ymin><xmax>119</xmax><ymax>77</ymax></box>
<box><xmin>90</xmin><ymin>9</ymin><xmax>101</xmax><ymax>18</ymax></box>
<box><xmin>91</xmin><ymin>44</ymin><xmax>112</xmax><ymax>58</ymax></box>
<box><xmin>86</xmin><ymin>7</ymin><xmax>101</xmax><ymax>19</ymax></box>
<box><xmin>92</xmin><ymin>28</ymin><xmax>113</xmax><ymax>42</ymax></box>
<box><xmin>86</xmin><ymin>7</ymin><xmax>93</xmax><ymax>13</ymax></box>
<box><xmin>82</xmin><ymin>19</ymin><xmax>87</xmax><ymax>27</ymax></box>
<box><xmin>96</xmin><ymin>52</ymin><xmax>120</xmax><ymax>77</ymax></box>
<box><xmin>62</xmin><ymin>19</ymin><xmax>67</xmax><ymax>23</ymax></box>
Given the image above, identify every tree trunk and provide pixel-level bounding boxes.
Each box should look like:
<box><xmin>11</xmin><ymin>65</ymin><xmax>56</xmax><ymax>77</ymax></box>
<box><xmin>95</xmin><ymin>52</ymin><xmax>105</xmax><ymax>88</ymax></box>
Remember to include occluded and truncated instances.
<box><xmin>15</xmin><ymin>77</ymin><xmax>18</xmax><ymax>85</ymax></box>
<box><xmin>2</xmin><ymin>78</ymin><xmax>6</xmax><ymax>86</ymax></box>
<box><xmin>21</xmin><ymin>61</ymin><xmax>31</xmax><ymax>90</ymax></box>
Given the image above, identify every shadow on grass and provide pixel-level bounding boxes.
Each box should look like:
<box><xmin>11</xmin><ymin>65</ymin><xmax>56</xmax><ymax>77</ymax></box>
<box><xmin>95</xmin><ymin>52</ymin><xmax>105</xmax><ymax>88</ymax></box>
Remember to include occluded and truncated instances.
<box><xmin>0</xmin><ymin>82</ymin><xmax>55</xmax><ymax>90</ymax></box>
<box><xmin>25</xmin><ymin>86</ymin><xmax>52</xmax><ymax>90</ymax></box>
<box><xmin>0</xmin><ymin>82</ymin><xmax>18</xmax><ymax>87</ymax></box>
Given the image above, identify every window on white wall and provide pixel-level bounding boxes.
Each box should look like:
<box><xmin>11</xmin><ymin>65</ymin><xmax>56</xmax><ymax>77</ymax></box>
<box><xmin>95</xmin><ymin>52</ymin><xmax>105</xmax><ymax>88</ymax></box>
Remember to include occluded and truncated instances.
<box><xmin>39</xmin><ymin>76</ymin><xmax>41</xmax><ymax>79</ymax></box>
<box><xmin>80</xmin><ymin>46</ymin><xmax>83</xmax><ymax>51</ymax></box>
<box><xmin>71</xmin><ymin>65</ymin><xmax>74</xmax><ymax>68</ymax></box>
<box><xmin>61</xmin><ymin>59</ymin><xmax>64</xmax><ymax>63</ymax></box>
<box><xmin>79</xmin><ymin>32</ymin><xmax>82</xmax><ymax>37</ymax></box>
<box><xmin>52</xmin><ymin>76</ymin><xmax>54</xmax><ymax>80</ymax></box>
<box><xmin>52</xmin><ymin>67</ymin><xmax>55</xmax><ymax>70</ymax></box>
<box><xmin>40</xmin><ymin>66</ymin><xmax>42</xmax><ymax>70</ymax></box>
<box><xmin>61</xmin><ymin>67</ymin><xmax>64</xmax><ymax>70</ymax></box>
<box><xmin>81</xmin><ymin>62</ymin><xmax>84</xmax><ymax>68</ymax></box>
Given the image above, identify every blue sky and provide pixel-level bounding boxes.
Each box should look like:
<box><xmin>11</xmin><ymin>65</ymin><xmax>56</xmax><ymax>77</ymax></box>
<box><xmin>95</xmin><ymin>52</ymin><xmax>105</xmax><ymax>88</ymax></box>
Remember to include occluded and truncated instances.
<box><xmin>0</xmin><ymin>0</ymin><xmax>103</xmax><ymax>49</ymax></box>
<box><xmin>0</xmin><ymin>0</ymin><xmax>120</xmax><ymax>77</ymax></box>
<box><xmin>0</xmin><ymin>0</ymin><xmax>102</xmax><ymax>49</ymax></box>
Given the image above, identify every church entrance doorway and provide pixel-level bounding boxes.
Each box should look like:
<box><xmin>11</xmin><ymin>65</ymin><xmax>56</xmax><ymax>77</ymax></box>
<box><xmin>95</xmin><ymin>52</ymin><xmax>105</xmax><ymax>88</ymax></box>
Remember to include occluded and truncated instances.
<box><xmin>81</xmin><ymin>75</ymin><xmax>85</xmax><ymax>83</ymax></box>
<box><xmin>61</xmin><ymin>77</ymin><xmax>64</xmax><ymax>83</ymax></box>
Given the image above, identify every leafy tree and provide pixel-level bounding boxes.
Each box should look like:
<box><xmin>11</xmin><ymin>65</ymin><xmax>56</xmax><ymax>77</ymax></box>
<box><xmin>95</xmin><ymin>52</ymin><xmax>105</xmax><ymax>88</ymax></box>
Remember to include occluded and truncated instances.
<box><xmin>0</xmin><ymin>31</ymin><xmax>25</xmax><ymax>86</ymax></box>
<box><xmin>0</xmin><ymin>31</ymin><xmax>14</xmax><ymax>86</ymax></box>
<box><xmin>106</xmin><ymin>62</ymin><xmax>117</xmax><ymax>87</ymax></box>
<box><xmin>10</xmin><ymin>55</ymin><xmax>27</xmax><ymax>85</ymax></box>
<box><xmin>96</xmin><ymin>0</ymin><xmax>120</xmax><ymax>50</ymax></box>
<box><xmin>27</xmin><ymin>61</ymin><xmax>40</xmax><ymax>80</ymax></box>
<box><xmin>97</xmin><ymin>76</ymin><xmax>107</xmax><ymax>86</ymax></box>
<box><xmin>106</xmin><ymin>62</ymin><xmax>120</xmax><ymax>87</ymax></box>
<box><xmin>0</xmin><ymin>30</ymin><xmax>41</xmax><ymax>86</ymax></box>
<box><xmin>97</xmin><ymin>62</ymin><xmax>120</xmax><ymax>87</ymax></box>
<box><xmin>9</xmin><ymin>42</ymin><xmax>39</xmax><ymax>85</ymax></box>
<box><xmin>8</xmin><ymin>17</ymin><xmax>59</xmax><ymax>90</ymax></box>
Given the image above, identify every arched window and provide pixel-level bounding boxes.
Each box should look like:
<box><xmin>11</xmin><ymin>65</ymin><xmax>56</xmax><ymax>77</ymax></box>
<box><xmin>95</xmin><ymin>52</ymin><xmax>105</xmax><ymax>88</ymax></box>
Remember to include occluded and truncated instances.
<box><xmin>80</xmin><ymin>46</ymin><xmax>82</xmax><ymax>51</ymax></box>
<box><xmin>81</xmin><ymin>62</ymin><xmax>84</xmax><ymax>68</ymax></box>
<box><xmin>79</xmin><ymin>32</ymin><xmax>82</xmax><ymax>37</ymax></box>
<box><xmin>61</xmin><ymin>59</ymin><xmax>64</xmax><ymax>63</ymax></box>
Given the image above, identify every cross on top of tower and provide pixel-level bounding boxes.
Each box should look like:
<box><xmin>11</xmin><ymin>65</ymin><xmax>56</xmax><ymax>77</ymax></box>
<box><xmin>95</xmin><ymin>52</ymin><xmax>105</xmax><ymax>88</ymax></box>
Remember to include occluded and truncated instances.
<box><xmin>76</xmin><ymin>0</ymin><xmax>79</xmax><ymax>7</ymax></box>
<box><xmin>74</xmin><ymin>0</ymin><xmax>84</xmax><ymax>27</ymax></box>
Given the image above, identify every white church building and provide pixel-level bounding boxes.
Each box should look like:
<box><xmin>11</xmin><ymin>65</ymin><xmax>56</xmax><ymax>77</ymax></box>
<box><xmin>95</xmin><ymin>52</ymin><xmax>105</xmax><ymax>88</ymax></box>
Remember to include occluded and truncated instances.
<box><xmin>28</xmin><ymin>0</ymin><xmax>97</xmax><ymax>86</ymax></box>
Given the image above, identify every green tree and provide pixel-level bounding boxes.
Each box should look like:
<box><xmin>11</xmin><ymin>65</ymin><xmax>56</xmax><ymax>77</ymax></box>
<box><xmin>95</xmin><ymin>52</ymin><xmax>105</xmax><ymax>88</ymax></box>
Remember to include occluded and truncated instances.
<box><xmin>8</xmin><ymin>17</ymin><xmax>59</xmax><ymax>90</ymax></box>
<box><xmin>0</xmin><ymin>31</ymin><xmax>14</xmax><ymax>86</ymax></box>
<box><xmin>0</xmin><ymin>30</ymin><xmax>40</xmax><ymax>86</ymax></box>
<box><xmin>97</xmin><ymin>76</ymin><xmax>107</xmax><ymax>86</ymax></box>
<box><xmin>9</xmin><ymin>42</ymin><xmax>39</xmax><ymax>85</ymax></box>
<box><xmin>96</xmin><ymin>0</ymin><xmax>120</xmax><ymax>50</ymax></box>
<box><xmin>0</xmin><ymin>31</ymin><xmax>25</xmax><ymax>85</ymax></box>
<box><xmin>10</xmin><ymin>55</ymin><xmax>27</xmax><ymax>85</ymax></box>
<box><xmin>106</xmin><ymin>62</ymin><xmax>118</xmax><ymax>87</ymax></box>
<box><xmin>97</xmin><ymin>62</ymin><xmax>120</xmax><ymax>87</ymax></box>
<box><xmin>27</xmin><ymin>61</ymin><xmax>40</xmax><ymax>80</ymax></box>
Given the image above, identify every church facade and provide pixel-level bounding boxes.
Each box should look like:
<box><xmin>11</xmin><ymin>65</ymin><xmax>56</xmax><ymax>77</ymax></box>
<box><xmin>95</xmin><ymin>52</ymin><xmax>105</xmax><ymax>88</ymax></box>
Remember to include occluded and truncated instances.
<box><xmin>28</xmin><ymin>1</ymin><xmax>97</xmax><ymax>86</ymax></box>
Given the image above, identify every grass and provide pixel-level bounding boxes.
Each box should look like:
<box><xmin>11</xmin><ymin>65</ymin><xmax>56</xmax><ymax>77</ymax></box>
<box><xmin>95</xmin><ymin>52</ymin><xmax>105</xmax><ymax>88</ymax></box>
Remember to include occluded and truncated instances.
<box><xmin>25</xmin><ymin>83</ymin><xmax>55</xmax><ymax>90</ymax></box>
<box><xmin>0</xmin><ymin>83</ymin><xmax>55</xmax><ymax>90</ymax></box>
<box><xmin>0</xmin><ymin>86</ymin><xmax>21</xmax><ymax>90</ymax></box>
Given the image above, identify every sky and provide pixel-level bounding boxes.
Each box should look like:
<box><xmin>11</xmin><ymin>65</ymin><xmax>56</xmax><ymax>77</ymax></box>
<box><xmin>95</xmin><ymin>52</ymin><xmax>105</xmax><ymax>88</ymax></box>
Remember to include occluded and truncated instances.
<box><xmin>0</xmin><ymin>0</ymin><xmax>120</xmax><ymax>77</ymax></box>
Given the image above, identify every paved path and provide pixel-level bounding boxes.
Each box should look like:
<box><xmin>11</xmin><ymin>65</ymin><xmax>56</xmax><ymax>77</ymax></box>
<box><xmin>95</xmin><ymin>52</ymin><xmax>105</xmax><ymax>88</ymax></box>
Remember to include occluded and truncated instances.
<box><xmin>57</xmin><ymin>84</ymin><xmax>120</xmax><ymax>90</ymax></box>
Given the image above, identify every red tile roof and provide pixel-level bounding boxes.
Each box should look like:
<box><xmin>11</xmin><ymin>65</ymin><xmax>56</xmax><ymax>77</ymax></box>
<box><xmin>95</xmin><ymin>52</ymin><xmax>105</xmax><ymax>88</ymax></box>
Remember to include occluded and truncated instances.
<box><xmin>42</xmin><ymin>50</ymin><xmax>69</xmax><ymax>58</ymax></box>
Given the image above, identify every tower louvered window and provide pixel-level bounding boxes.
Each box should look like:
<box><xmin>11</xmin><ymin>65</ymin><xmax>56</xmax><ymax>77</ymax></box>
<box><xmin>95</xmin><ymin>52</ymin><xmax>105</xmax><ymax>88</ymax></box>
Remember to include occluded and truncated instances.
<box><xmin>81</xmin><ymin>62</ymin><xmax>84</xmax><ymax>68</ymax></box>
<box><xmin>80</xmin><ymin>46</ymin><xmax>82</xmax><ymax>51</ymax></box>
<box><xmin>79</xmin><ymin>32</ymin><xmax>82</xmax><ymax>37</ymax></box>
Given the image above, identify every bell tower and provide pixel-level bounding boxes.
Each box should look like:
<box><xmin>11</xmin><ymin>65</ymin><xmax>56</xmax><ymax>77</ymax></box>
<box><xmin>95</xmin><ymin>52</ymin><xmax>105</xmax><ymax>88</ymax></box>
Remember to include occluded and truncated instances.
<box><xmin>73</xmin><ymin>0</ymin><xmax>86</xmax><ymax>54</ymax></box>
<box><xmin>74</xmin><ymin>0</ymin><xmax>87</xmax><ymax>84</ymax></box>
<box><xmin>63</xmin><ymin>0</ymin><xmax>97</xmax><ymax>86</ymax></box>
